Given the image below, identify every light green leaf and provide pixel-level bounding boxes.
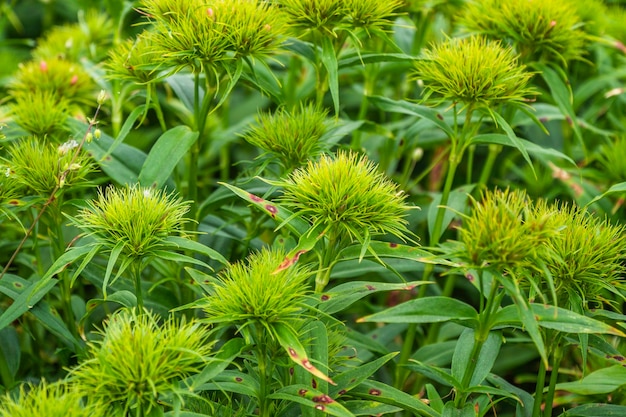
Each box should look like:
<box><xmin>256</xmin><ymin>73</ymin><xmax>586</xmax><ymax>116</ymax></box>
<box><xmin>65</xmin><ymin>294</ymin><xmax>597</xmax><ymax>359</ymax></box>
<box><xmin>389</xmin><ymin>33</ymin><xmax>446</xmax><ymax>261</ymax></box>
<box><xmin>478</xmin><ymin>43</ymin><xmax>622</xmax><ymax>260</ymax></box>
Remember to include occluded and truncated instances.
<box><xmin>317</xmin><ymin>281</ymin><xmax>431</xmax><ymax>315</ymax></box>
<box><xmin>269</xmin><ymin>385</ymin><xmax>355</xmax><ymax>417</ymax></box>
<box><xmin>350</xmin><ymin>380</ymin><xmax>439</xmax><ymax>417</ymax></box>
<box><xmin>585</xmin><ymin>182</ymin><xmax>626</xmax><ymax>207</ymax></box>
<box><xmin>138</xmin><ymin>126</ymin><xmax>199</xmax><ymax>188</ymax></box>
<box><xmin>165</xmin><ymin>236</ymin><xmax>227</xmax><ymax>265</ymax></box>
<box><xmin>321</xmin><ymin>36</ymin><xmax>339</xmax><ymax>115</ymax></box>
<box><xmin>556</xmin><ymin>365</ymin><xmax>626</xmax><ymax>395</ymax></box>
<box><xmin>490</xmin><ymin>110</ymin><xmax>534</xmax><ymax>174</ymax></box>
<box><xmin>451</xmin><ymin>329</ymin><xmax>502</xmax><ymax>389</ymax></box>
<box><xmin>190</xmin><ymin>338</ymin><xmax>246</xmax><ymax>388</ymax></box>
<box><xmin>330</xmin><ymin>352</ymin><xmax>398</xmax><ymax>397</ymax></box>
<box><xmin>470</xmin><ymin>133</ymin><xmax>576</xmax><ymax>167</ymax></box>
<box><xmin>358</xmin><ymin>296</ymin><xmax>478</xmax><ymax>327</ymax></box>
<box><xmin>561</xmin><ymin>404</ymin><xmax>626</xmax><ymax>416</ymax></box>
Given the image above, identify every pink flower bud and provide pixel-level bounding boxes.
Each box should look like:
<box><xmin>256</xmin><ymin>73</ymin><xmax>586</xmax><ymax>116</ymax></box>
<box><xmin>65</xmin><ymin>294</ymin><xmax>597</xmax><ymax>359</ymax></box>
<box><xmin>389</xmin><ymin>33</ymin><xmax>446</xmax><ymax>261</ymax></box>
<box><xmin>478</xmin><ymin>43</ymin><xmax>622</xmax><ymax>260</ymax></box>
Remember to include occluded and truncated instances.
<box><xmin>70</xmin><ymin>74</ymin><xmax>79</xmax><ymax>85</ymax></box>
<box><xmin>40</xmin><ymin>60</ymin><xmax>48</xmax><ymax>72</ymax></box>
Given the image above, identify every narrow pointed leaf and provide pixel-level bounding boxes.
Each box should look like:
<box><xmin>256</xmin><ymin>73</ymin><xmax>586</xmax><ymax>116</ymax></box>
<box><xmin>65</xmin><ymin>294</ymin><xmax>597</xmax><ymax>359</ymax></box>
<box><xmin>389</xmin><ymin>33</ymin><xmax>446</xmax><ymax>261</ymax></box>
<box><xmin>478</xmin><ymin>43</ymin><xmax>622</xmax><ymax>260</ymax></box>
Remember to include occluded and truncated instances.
<box><xmin>165</xmin><ymin>236</ymin><xmax>227</xmax><ymax>265</ymax></box>
<box><xmin>321</xmin><ymin>36</ymin><xmax>339</xmax><ymax>115</ymax></box>
<box><xmin>269</xmin><ymin>385</ymin><xmax>354</xmax><ymax>417</ymax></box>
<box><xmin>351</xmin><ymin>380</ymin><xmax>439</xmax><ymax>417</ymax></box>
<box><xmin>330</xmin><ymin>352</ymin><xmax>398</xmax><ymax>397</ymax></box>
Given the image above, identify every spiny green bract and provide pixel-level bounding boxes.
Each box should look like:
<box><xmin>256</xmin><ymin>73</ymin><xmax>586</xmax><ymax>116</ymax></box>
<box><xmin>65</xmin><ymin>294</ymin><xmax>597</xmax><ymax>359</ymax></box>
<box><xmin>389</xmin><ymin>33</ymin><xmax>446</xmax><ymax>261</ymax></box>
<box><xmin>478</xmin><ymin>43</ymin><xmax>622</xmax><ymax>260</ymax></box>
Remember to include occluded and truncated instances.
<box><xmin>536</xmin><ymin>203</ymin><xmax>626</xmax><ymax>310</ymax></box>
<box><xmin>3</xmin><ymin>138</ymin><xmax>94</xmax><ymax>196</ymax></box>
<box><xmin>71</xmin><ymin>185</ymin><xmax>190</xmax><ymax>258</ymax></box>
<box><xmin>597</xmin><ymin>136</ymin><xmax>626</xmax><ymax>183</ymax></box>
<box><xmin>107</xmin><ymin>34</ymin><xmax>162</xmax><ymax>84</ymax></box>
<box><xmin>10</xmin><ymin>91</ymin><xmax>71</xmax><ymax>140</ymax></box>
<box><xmin>280</xmin><ymin>150</ymin><xmax>413</xmax><ymax>244</ymax></box>
<box><xmin>203</xmin><ymin>247</ymin><xmax>310</xmax><ymax>328</ymax></box>
<box><xmin>242</xmin><ymin>103</ymin><xmax>329</xmax><ymax>172</ymax></box>
<box><xmin>0</xmin><ymin>381</ymin><xmax>106</xmax><ymax>417</ymax></box>
<box><xmin>10</xmin><ymin>58</ymin><xmax>96</xmax><ymax>108</ymax></box>
<box><xmin>32</xmin><ymin>10</ymin><xmax>115</xmax><ymax>62</ymax></box>
<box><xmin>70</xmin><ymin>309</ymin><xmax>212</xmax><ymax>416</ymax></box>
<box><xmin>458</xmin><ymin>188</ymin><xmax>558</xmax><ymax>271</ymax></box>
<box><xmin>414</xmin><ymin>36</ymin><xmax>535</xmax><ymax>109</ymax></box>
<box><xmin>460</xmin><ymin>0</ymin><xmax>588</xmax><ymax>65</ymax></box>
<box><xmin>139</xmin><ymin>0</ymin><xmax>288</xmax><ymax>74</ymax></box>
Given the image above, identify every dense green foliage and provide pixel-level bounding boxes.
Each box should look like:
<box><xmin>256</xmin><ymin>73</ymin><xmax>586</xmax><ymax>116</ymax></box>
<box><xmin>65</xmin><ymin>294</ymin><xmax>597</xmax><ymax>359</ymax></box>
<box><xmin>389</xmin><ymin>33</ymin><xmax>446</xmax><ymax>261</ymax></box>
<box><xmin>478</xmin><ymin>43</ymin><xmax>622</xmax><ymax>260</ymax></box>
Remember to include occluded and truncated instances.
<box><xmin>1</xmin><ymin>1</ymin><xmax>626</xmax><ymax>416</ymax></box>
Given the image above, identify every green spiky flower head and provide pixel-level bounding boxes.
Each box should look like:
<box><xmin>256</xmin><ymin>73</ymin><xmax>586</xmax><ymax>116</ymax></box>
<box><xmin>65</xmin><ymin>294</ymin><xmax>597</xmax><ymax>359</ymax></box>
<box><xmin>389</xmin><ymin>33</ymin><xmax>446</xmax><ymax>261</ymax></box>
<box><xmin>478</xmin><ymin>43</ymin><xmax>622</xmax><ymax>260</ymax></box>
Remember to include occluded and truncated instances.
<box><xmin>242</xmin><ymin>103</ymin><xmax>329</xmax><ymax>172</ymax></box>
<box><xmin>461</xmin><ymin>0</ymin><xmax>588</xmax><ymax>65</ymax></box>
<box><xmin>140</xmin><ymin>0</ymin><xmax>288</xmax><ymax>74</ymax></box>
<box><xmin>3</xmin><ymin>137</ymin><xmax>94</xmax><ymax>196</ymax></box>
<box><xmin>414</xmin><ymin>35</ymin><xmax>535</xmax><ymax>109</ymax></box>
<box><xmin>280</xmin><ymin>150</ymin><xmax>413</xmax><ymax>244</ymax></box>
<box><xmin>107</xmin><ymin>33</ymin><xmax>162</xmax><ymax>84</ymax></box>
<box><xmin>70</xmin><ymin>185</ymin><xmax>190</xmax><ymax>259</ymax></box>
<box><xmin>458</xmin><ymin>188</ymin><xmax>557</xmax><ymax>271</ymax></box>
<box><xmin>535</xmin><ymin>203</ymin><xmax>626</xmax><ymax>310</ymax></box>
<box><xmin>203</xmin><ymin>246</ymin><xmax>310</xmax><ymax>334</ymax></box>
<box><xmin>70</xmin><ymin>309</ymin><xmax>212</xmax><ymax>416</ymax></box>
<box><xmin>0</xmin><ymin>381</ymin><xmax>106</xmax><ymax>417</ymax></box>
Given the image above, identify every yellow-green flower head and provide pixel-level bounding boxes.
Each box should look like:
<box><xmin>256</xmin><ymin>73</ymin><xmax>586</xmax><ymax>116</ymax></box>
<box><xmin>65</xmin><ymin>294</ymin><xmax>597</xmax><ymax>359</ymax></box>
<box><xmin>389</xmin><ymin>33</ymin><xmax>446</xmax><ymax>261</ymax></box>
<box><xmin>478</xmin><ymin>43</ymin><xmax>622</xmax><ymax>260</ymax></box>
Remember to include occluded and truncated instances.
<box><xmin>537</xmin><ymin>203</ymin><xmax>626</xmax><ymax>310</ymax></box>
<box><xmin>71</xmin><ymin>185</ymin><xmax>190</xmax><ymax>258</ymax></box>
<box><xmin>32</xmin><ymin>10</ymin><xmax>115</xmax><ymax>62</ymax></box>
<box><xmin>3</xmin><ymin>137</ymin><xmax>94</xmax><ymax>196</ymax></box>
<box><xmin>71</xmin><ymin>309</ymin><xmax>212</xmax><ymax>416</ymax></box>
<box><xmin>280</xmin><ymin>151</ymin><xmax>413</xmax><ymax>243</ymax></box>
<box><xmin>414</xmin><ymin>36</ymin><xmax>535</xmax><ymax>109</ymax></box>
<box><xmin>0</xmin><ymin>381</ymin><xmax>106</xmax><ymax>417</ymax></box>
<box><xmin>107</xmin><ymin>34</ymin><xmax>161</xmax><ymax>84</ymax></box>
<box><xmin>10</xmin><ymin>58</ymin><xmax>96</xmax><ymax>107</ymax></box>
<box><xmin>344</xmin><ymin>0</ymin><xmax>403</xmax><ymax>33</ymax></box>
<box><xmin>461</xmin><ymin>0</ymin><xmax>588</xmax><ymax>65</ymax></box>
<box><xmin>459</xmin><ymin>188</ymin><xmax>558</xmax><ymax>270</ymax></box>
<box><xmin>203</xmin><ymin>247</ymin><xmax>310</xmax><ymax>329</ymax></box>
<box><xmin>242</xmin><ymin>103</ymin><xmax>329</xmax><ymax>171</ymax></box>
<box><xmin>10</xmin><ymin>91</ymin><xmax>71</xmax><ymax>140</ymax></box>
<box><xmin>140</xmin><ymin>0</ymin><xmax>288</xmax><ymax>74</ymax></box>
<box><xmin>597</xmin><ymin>135</ymin><xmax>626</xmax><ymax>183</ymax></box>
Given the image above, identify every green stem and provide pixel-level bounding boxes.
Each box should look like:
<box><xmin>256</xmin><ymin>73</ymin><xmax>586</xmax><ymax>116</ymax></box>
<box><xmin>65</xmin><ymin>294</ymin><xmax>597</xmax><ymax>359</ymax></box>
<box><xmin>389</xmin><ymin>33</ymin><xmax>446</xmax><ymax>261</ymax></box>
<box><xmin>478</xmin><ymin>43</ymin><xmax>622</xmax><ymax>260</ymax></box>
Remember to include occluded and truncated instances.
<box><xmin>315</xmin><ymin>233</ymin><xmax>338</xmax><ymax>293</ymax></box>
<box><xmin>256</xmin><ymin>325</ymin><xmax>270</xmax><ymax>417</ymax></box>
<box><xmin>0</xmin><ymin>343</ymin><xmax>14</xmax><ymax>388</ymax></box>
<box><xmin>543</xmin><ymin>344</ymin><xmax>562</xmax><ymax>417</ymax></box>
<box><xmin>533</xmin><ymin>358</ymin><xmax>548</xmax><ymax>417</ymax></box>
<box><xmin>133</xmin><ymin>261</ymin><xmax>144</xmax><ymax>312</ymax></box>
<box><xmin>477</xmin><ymin>144</ymin><xmax>502</xmax><ymax>191</ymax></box>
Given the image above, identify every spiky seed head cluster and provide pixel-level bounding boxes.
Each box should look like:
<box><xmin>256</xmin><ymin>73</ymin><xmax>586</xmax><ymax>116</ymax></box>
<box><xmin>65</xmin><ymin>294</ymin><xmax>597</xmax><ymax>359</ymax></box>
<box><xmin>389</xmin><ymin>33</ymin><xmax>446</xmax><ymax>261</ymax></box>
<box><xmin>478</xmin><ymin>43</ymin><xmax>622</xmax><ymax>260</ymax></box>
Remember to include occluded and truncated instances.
<box><xmin>70</xmin><ymin>309</ymin><xmax>212</xmax><ymax>416</ymax></box>
<box><xmin>459</xmin><ymin>188</ymin><xmax>626</xmax><ymax>310</ymax></box>
<box><xmin>606</xmin><ymin>6</ymin><xmax>626</xmax><ymax>43</ymax></box>
<box><xmin>107</xmin><ymin>34</ymin><xmax>161</xmax><ymax>84</ymax></box>
<box><xmin>2</xmin><ymin>138</ymin><xmax>94</xmax><ymax>196</ymax></box>
<box><xmin>32</xmin><ymin>10</ymin><xmax>114</xmax><ymax>62</ymax></box>
<box><xmin>536</xmin><ymin>203</ymin><xmax>626</xmax><ymax>309</ymax></box>
<box><xmin>242</xmin><ymin>103</ymin><xmax>329</xmax><ymax>171</ymax></box>
<box><xmin>10</xmin><ymin>91</ymin><xmax>71</xmax><ymax>140</ymax></box>
<box><xmin>278</xmin><ymin>0</ymin><xmax>402</xmax><ymax>36</ymax></box>
<box><xmin>0</xmin><ymin>381</ymin><xmax>106</xmax><ymax>417</ymax></box>
<box><xmin>71</xmin><ymin>185</ymin><xmax>190</xmax><ymax>258</ymax></box>
<box><xmin>280</xmin><ymin>151</ymin><xmax>412</xmax><ymax>243</ymax></box>
<box><xmin>459</xmin><ymin>188</ymin><xmax>557</xmax><ymax>271</ymax></box>
<box><xmin>414</xmin><ymin>36</ymin><xmax>536</xmax><ymax>109</ymax></box>
<box><xmin>203</xmin><ymin>247</ymin><xmax>310</xmax><ymax>332</ymax></box>
<box><xmin>460</xmin><ymin>0</ymin><xmax>588</xmax><ymax>65</ymax></box>
<box><xmin>137</xmin><ymin>0</ymin><xmax>288</xmax><ymax>75</ymax></box>
<box><xmin>10</xmin><ymin>58</ymin><xmax>96</xmax><ymax>107</ymax></box>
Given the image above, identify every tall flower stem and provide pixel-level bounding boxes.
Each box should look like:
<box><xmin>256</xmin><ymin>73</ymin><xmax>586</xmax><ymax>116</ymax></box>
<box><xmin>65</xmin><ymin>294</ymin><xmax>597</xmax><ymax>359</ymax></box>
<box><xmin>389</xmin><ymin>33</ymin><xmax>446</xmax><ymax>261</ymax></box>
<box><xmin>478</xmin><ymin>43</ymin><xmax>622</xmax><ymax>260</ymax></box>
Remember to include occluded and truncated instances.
<box><xmin>132</xmin><ymin>261</ymin><xmax>144</xmax><ymax>312</ymax></box>
<box><xmin>256</xmin><ymin>325</ymin><xmax>271</xmax><ymax>417</ymax></box>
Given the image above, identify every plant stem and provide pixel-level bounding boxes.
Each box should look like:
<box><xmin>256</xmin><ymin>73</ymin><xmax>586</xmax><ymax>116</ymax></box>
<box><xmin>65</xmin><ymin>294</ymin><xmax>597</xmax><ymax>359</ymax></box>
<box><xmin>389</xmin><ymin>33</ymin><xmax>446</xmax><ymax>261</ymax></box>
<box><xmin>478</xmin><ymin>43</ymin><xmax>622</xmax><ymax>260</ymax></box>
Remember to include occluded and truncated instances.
<box><xmin>543</xmin><ymin>343</ymin><xmax>562</xmax><ymax>417</ymax></box>
<box><xmin>477</xmin><ymin>144</ymin><xmax>502</xmax><ymax>191</ymax></box>
<box><xmin>533</xmin><ymin>358</ymin><xmax>547</xmax><ymax>417</ymax></box>
<box><xmin>133</xmin><ymin>261</ymin><xmax>144</xmax><ymax>312</ymax></box>
<box><xmin>256</xmin><ymin>325</ymin><xmax>270</xmax><ymax>417</ymax></box>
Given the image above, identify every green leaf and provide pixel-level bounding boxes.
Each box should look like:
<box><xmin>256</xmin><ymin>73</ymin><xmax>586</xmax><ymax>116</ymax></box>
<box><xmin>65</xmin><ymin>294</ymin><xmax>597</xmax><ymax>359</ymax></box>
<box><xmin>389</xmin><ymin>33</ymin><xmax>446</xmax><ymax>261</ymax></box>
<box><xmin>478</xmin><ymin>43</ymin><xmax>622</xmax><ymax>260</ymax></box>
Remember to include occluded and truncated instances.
<box><xmin>556</xmin><ymin>366</ymin><xmax>626</xmax><ymax>395</ymax></box>
<box><xmin>350</xmin><ymin>380</ymin><xmax>439</xmax><ymax>417</ymax></box>
<box><xmin>585</xmin><ymin>181</ymin><xmax>626</xmax><ymax>208</ymax></box>
<box><xmin>425</xmin><ymin>384</ymin><xmax>444</xmax><ymax>413</ymax></box>
<box><xmin>138</xmin><ymin>126</ymin><xmax>199</xmax><ymax>188</ymax></box>
<box><xmin>533</xmin><ymin>63</ymin><xmax>584</xmax><ymax>150</ymax></box>
<box><xmin>493</xmin><ymin>304</ymin><xmax>625</xmax><ymax>337</ymax></box>
<box><xmin>69</xmin><ymin>119</ymin><xmax>146</xmax><ymax>185</ymax></box>
<box><xmin>337</xmin><ymin>241</ymin><xmax>455</xmax><ymax>267</ymax></box>
<box><xmin>150</xmin><ymin>250</ymin><xmax>211</xmax><ymax>270</ymax></box>
<box><xmin>330</xmin><ymin>352</ymin><xmax>398</xmax><ymax>397</ymax></box>
<box><xmin>405</xmin><ymin>361</ymin><xmax>460</xmax><ymax>389</ymax></box>
<box><xmin>317</xmin><ymin>281</ymin><xmax>431</xmax><ymax>315</ymax></box>
<box><xmin>0</xmin><ymin>320</ymin><xmax>19</xmax><ymax>382</ymax></box>
<box><xmin>358</xmin><ymin>296</ymin><xmax>478</xmax><ymax>327</ymax></box>
<box><xmin>442</xmin><ymin>402</ymin><xmax>475</xmax><ymax>417</ymax></box>
<box><xmin>561</xmin><ymin>404</ymin><xmax>626</xmax><ymax>416</ymax></box>
<box><xmin>272</xmin><ymin>321</ymin><xmax>335</xmax><ymax>385</ymax></box>
<box><xmin>338</xmin><ymin>52</ymin><xmax>416</xmax><ymax>69</ymax></box>
<box><xmin>219</xmin><ymin>182</ymin><xmax>310</xmax><ymax>236</ymax></box>
<box><xmin>0</xmin><ymin>277</ymin><xmax>58</xmax><ymax>332</ymax></box>
<box><xmin>321</xmin><ymin>36</ymin><xmax>339</xmax><ymax>115</ymax></box>
<box><xmin>102</xmin><ymin>104</ymin><xmax>147</xmax><ymax>159</ymax></box>
<box><xmin>451</xmin><ymin>329</ymin><xmax>502</xmax><ymax>389</ymax></box>
<box><xmin>165</xmin><ymin>236</ymin><xmax>227</xmax><ymax>265</ymax></box>
<box><xmin>369</xmin><ymin>96</ymin><xmax>455</xmax><ymax>138</ymax></box>
<box><xmin>469</xmin><ymin>133</ymin><xmax>576</xmax><ymax>167</ymax></box>
<box><xmin>190</xmin><ymin>338</ymin><xmax>246</xmax><ymax>388</ymax></box>
<box><xmin>269</xmin><ymin>385</ymin><xmax>355</xmax><ymax>417</ymax></box>
<box><xmin>194</xmin><ymin>370</ymin><xmax>258</xmax><ymax>398</ymax></box>
<box><xmin>33</xmin><ymin>245</ymin><xmax>95</xmax><ymax>296</ymax></box>
<box><xmin>490</xmin><ymin>110</ymin><xmax>534</xmax><ymax>174</ymax></box>
<box><xmin>102</xmin><ymin>240</ymin><xmax>125</xmax><ymax>297</ymax></box>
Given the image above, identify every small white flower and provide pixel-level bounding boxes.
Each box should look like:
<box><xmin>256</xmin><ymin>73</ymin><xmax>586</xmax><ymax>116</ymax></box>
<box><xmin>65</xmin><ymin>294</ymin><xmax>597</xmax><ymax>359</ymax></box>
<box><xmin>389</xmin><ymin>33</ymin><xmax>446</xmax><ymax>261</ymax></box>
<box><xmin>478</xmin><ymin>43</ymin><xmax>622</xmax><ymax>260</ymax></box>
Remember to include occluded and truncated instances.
<box><xmin>4</xmin><ymin>167</ymin><xmax>10</xmax><ymax>177</ymax></box>
<box><xmin>58</xmin><ymin>140</ymin><xmax>79</xmax><ymax>156</ymax></box>
<box><xmin>143</xmin><ymin>188</ymin><xmax>152</xmax><ymax>198</ymax></box>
